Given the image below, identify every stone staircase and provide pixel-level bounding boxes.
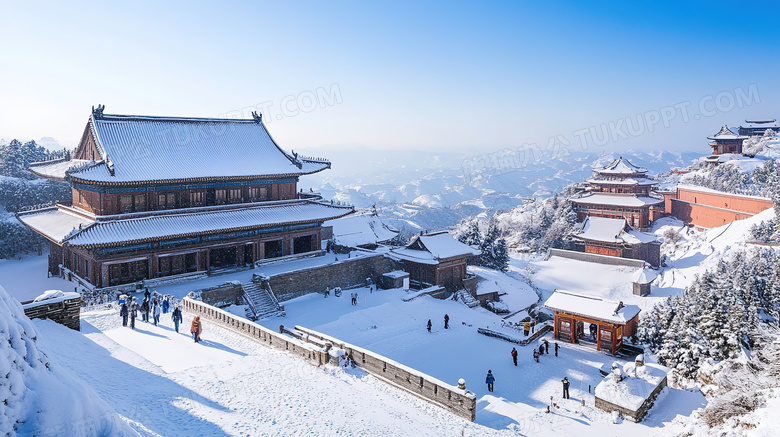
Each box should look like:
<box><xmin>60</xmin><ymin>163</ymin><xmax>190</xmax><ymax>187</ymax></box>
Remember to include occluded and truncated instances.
<box><xmin>242</xmin><ymin>282</ymin><xmax>285</xmax><ymax>320</ymax></box>
<box><xmin>453</xmin><ymin>290</ymin><xmax>480</xmax><ymax>308</ymax></box>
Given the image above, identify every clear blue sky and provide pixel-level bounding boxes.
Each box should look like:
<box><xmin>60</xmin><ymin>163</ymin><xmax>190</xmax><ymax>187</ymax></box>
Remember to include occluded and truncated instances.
<box><xmin>1</xmin><ymin>1</ymin><xmax>779</xmax><ymax>154</ymax></box>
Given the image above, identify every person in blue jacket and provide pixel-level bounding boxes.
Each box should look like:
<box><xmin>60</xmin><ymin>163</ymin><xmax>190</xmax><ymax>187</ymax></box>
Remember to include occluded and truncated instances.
<box><xmin>162</xmin><ymin>296</ymin><xmax>170</xmax><ymax>314</ymax></box>
<box><xmin>171</xmin><ymin>305</ymin><xmax>183</xmax><ymax>333</ymax></box>
<box><xmin>120</xmin><ymin>301</ymin><xmax>128</xmax><ymax>327</ymax></box>
<box><xmin>485</xmin><ymin>370</ymin><xmax>495</xmax><ymax>392</ymax></box>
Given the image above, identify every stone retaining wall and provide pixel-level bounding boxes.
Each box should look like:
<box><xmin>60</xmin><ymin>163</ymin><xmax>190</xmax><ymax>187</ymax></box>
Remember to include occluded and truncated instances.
<box><xmin>22</xmin><ymin>297</ymin><xmax>81</xmax><ymax>331</ymax></box>
<box><xmin>182</xmin><ymin>297</ymin><xmax>326</xmax><ymax>365</ymax></box>
<box><xmin>270</xmin><ymin>254</ymin><xmax>401</xmax><ymax>302</ymax></box>
<box><xmin>294</xmin><ymin>325</ymin><xmax>477</xmax><ymax>421</ymax></box>
<box><xmin>198</xmin><ymin>282</ymin><xmax>243</xmax><ymax>307</ymax></box>
<box><xmin>548</xmin><ymin>249</ymin><xmax>647</xmax><ymax>268</ymax></box>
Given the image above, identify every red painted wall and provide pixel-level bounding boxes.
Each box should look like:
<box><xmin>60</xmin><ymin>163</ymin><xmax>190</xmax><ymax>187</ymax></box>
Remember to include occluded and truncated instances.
<box><xmin>677</xmin><ymin>188</ymin><xmax>772</xmax><ymax>214</ymax></box>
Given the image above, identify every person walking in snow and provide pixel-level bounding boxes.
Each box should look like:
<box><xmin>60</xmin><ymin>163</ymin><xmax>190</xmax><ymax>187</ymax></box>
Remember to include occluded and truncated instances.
<box><xmin>325</xmin><ymin>287</ymin><xmax>330</xmax><ymax>298</ymax></box>
<box><xmin>151</xmin><ymin>298</ymin><xmax>161</xmax><ymax>326</ymax></box>
<box><xmin>485</xmin><ymin>370</ymin><xmax>495</xmax><ymax>392</ymax></box>
<box><xmin>511</xmin><ymin>347</ymin><xmax>518</xmax><ymax>366</ymax></box>
<box><xmin>533</xmin><ymin>349</ymin><xmax>539</xmax><ymax>363</ymax></box>
<box><xmin>144</xmin><ymin>289</ymin><xmax>150</xmax><ymax>302</ymax></box>
<box><xmin>561</xmin><ymin>377</ymin><xmax>570</xmax><ymax>399</ymax></box>
<box><xmin>427</xmin><ymin>319</ymin><xmax>432</xmax><ymax>333</ymax></box>
<box><xmin>191</xmin><ymin>316</ymin><xmax>202</xmax><ymax>343</ymax></box>
<box><xmin>544</xmin><ymin>339</ymin><xmax>549</xmax><ymax>355</ymax></box>
<box><xmin>538</xmin><ymin>344</ymin><xmax>544</xmax><ymax>357</ymax></box>
<box><xmin>140</xmin><ymin>297</ymin><xmax>150</xmax><ymax>323</ymax></box>
<box><xmin>523</xmin><ymin>321</ymin><xmax>530</xmax><ymax>336</ymax></box>
<box><xmin>171</xmin><ymin>305</ymin><xmax>183</xmax><ymax>333</ymax></box>
<box><xmin>129</xmin><ymin>297</ymin><xmax>138</xmax><ymax>330</ymax></box>
<box><xmin>531</xmin><ymin>319</ymin><xmax>535</xmax><ymax>334</ymax></box>
<box><xmin>351</xmin><ymin>292</ymin><xmax>357</xmax><ymax>306</ymax></box>
<box><xmin>120</xmin><ymin>301</ymin><xmax>128</xmax><ymax>327</ymax></box>
<box><xmin>444</xmin><ymin>314</ymin><xmax>450</xmax><ymax>329</ymax></box>
<box><xmin>554</xmin><ymin>342</ymin><xmax>559</xmax><ymax>357</ymax></box>
<box><xmin>162</xmin><ymin>296</ymin><xmax>170</xmax><ymax>314</ymax></box>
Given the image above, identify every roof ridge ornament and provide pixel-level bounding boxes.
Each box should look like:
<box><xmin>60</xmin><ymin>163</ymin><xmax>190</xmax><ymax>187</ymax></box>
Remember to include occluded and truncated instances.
<box><xmin>251</xmin><ymin>111</ymin><xmax>262</xmax><ymax>123</ymax></box>
<box><xmin>92</xmin><ymin>104</ymin><xmax>106</xmax><ymax>119</ymax></box>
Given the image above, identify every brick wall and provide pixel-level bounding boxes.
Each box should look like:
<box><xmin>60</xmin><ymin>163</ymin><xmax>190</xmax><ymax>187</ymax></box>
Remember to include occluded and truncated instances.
<box><xmin>270</xmin><ymin>254</ymin><xmax>401</xmax><ymax>302</ymax></box>
<box><xmin>22</xmin><ymin>297</ymin><xmax>81</xmax><ymax>331</ymax></box>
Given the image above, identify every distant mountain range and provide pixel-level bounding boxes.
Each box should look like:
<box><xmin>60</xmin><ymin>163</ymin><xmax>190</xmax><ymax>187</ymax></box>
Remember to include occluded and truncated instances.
<box><xmin>298</xmin><ymin>146</ymin><xmax>702</xmax><ymax>231</ymax></box>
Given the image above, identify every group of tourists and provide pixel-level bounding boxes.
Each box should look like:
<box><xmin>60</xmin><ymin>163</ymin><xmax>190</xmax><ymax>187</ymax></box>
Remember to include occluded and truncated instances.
<box><xmin>531</xmin><ymin>339</ymin><xmax>559</xmax><ymax>362</ymax></box>
<box><xmin>426</xmin><ymin>314</ymin><xmax>450</xmax><ymax>332</ymax></box>
<box><xmin>117</xmin><ymin>292</ymin><xmax>201</xmax><ymax>343</ymax></box>
<box><xmin>487</xmin><ymin>340</ymin><xmax>569</xmax><ymax>398</ymax></box>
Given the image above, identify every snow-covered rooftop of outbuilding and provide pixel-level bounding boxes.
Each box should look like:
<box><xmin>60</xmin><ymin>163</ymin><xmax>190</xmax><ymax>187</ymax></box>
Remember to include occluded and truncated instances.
<box><xmin>544</xmin><ymin>290</ymin><xmax>641</xmax><ymax>324</ymax></box>
<box><xmin>633</xmin><ymin>268</ymin><xmax>658</xmax><ymax>284</ymax></box>
<box><xmin>383</xmin><ymin>270</ymin><xmax>409</xmax><ymax>279</ymax></box>
<box><xmin>21</xmin><ymin>290</ymin><xmax>81</xmax><ymax>308</ymax></box>
<box><xmin>389</xmin><ymin>232</ymin><xmax>479</xmax><ymax>264</ymax></box>
<box><xmin>570</xmin><ymin>193</ymin><xmax>664</xmax><ymax>207</ymax></box>
<box><xmin>575</xmin><ymin>217</ymin><xmax>658</xmax><ymax>245</ymax></box>
<box><xmin>594</xmin><ymin>157</ymin><xmax>648</xmax><ymax>175</ymax></box>
<box><xmin>595</xmin><ymin>362</ymin><xmax>669</xmax><ymax>411</ymax></box>
<box><xmin>67</xmin><ymin>112</ymin><xmax>330</xmax><ymax>183</ymax></box>
<box><xmin>17</xmin><ymin>207</ymin><xmax>94</xmax><ymax>243</ymax></box>
<box><xmin>19</xmin><ymin>200</ymin><xmax>353</xmax><ymax>247</ymax></box>
<box><xmin>417</xmin><ymin>232</ymin><xmax>480</xmax><ymax>258</ymax></box>
<box><xmin>27</xmin><ymin>158</ymin><xmax>94</xmax><ymax>181</ymax></box>
<box><xmin>324</xmin><ymin>212</ymin><xmax>398</xmax><ymax>247</ymax></box>
<box><xmin>708</xmin><ymin>125</ymin><xmax>748</xmax><ymax>140</ymax></box>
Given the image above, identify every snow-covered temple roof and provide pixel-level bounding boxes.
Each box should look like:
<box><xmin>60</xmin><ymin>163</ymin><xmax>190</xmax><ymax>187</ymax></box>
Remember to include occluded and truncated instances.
<box><xmin>570</xmin><ymin>193</ymin><xmax>664</xmax><ymax>207</ymax></box>
<box><xmin>574</xmin><ymin>217</ymin><xmax>658</xmax><ymax>245</ymax></box>
<box><xmin>544</xmin><ymin>290</ymin><xmax>641</xmax><ymax>325</ymax></box>
<box><xmin>584</xmin><ymin>177</ymin><xmax>656</xmax><ymax>186</ymax></box>
<box><xmin>28</xmin><ymin>158</ymin><xmax>95</xmax><ymax>181</ymax></box>
<box><xmin>16</xmin><ymin>207</ymin><xmax>94</xmax><ymax>243</ymax></box>
<box><xmin>35</xmin><ymin>107</ymin><xmax>331</xmax><ymax>185</ymax></box>
<box><xmin>707</xmin><ymin>125</ymin><xmax>748</xmax><ymax>140</ymax></box>
<box><xmin>17</xmin><ymin>200</ymin><xmax>353</xmax><ymax>248</ymax></box>
<box><xmin>389</xmin><ymin>231</ymin><xmax>479</xmax><ymax>264</ymax></box>
<box><xmin>593</xmin><ymin>157</ymin><xmax>648</xmax><ymax>176</ymax></box>
<box><xmin>743</xmin><ymin>119</ymin><xmax>776</xmax><ymax>127</ymax></box>
<box><xmin>325</xmin><ymin>212</ymin><xmax>398</xmax><ymax>247</ymax></box>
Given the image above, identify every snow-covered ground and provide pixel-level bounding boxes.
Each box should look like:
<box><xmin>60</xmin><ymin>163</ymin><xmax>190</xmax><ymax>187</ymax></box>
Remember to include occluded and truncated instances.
<box><xmin>0</xmin><ymin>253</ymin><xmax>75</xmax><ymax>302</ymax></box>
<box><xmin>37</xmin><ymin>306</ymin><xmax>505</xmax><ymax>437</ymax></box>
<box><xmin>30</xmin><ymin>287</ymin><xmax>702</xmax><ymax>436</ymax></box>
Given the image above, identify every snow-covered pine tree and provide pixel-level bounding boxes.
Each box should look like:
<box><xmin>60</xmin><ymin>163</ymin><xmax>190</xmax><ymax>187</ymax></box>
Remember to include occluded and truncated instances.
<box><xmin>457</xmin><ymin>220</ymin><xmax>482</xmax><ymax>247</ymax></box>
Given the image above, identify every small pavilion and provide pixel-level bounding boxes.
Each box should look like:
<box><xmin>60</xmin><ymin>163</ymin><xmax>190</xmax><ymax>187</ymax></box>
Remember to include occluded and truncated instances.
<box><xmin>544</xmin><ymin>290</ymin><xmax>641</xmax><ymax>355</ymax></box>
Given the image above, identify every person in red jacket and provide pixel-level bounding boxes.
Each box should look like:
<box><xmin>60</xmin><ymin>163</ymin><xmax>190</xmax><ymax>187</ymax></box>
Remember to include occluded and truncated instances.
<box><xmin>511</xmin><ymin>347</ymin><xmax>518</xmax><ymax>366</ymax></box>
<box><xmin>191</xmin><ymin>316</ymin><xmax>203</xmax><ymax>343</ymax></box>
